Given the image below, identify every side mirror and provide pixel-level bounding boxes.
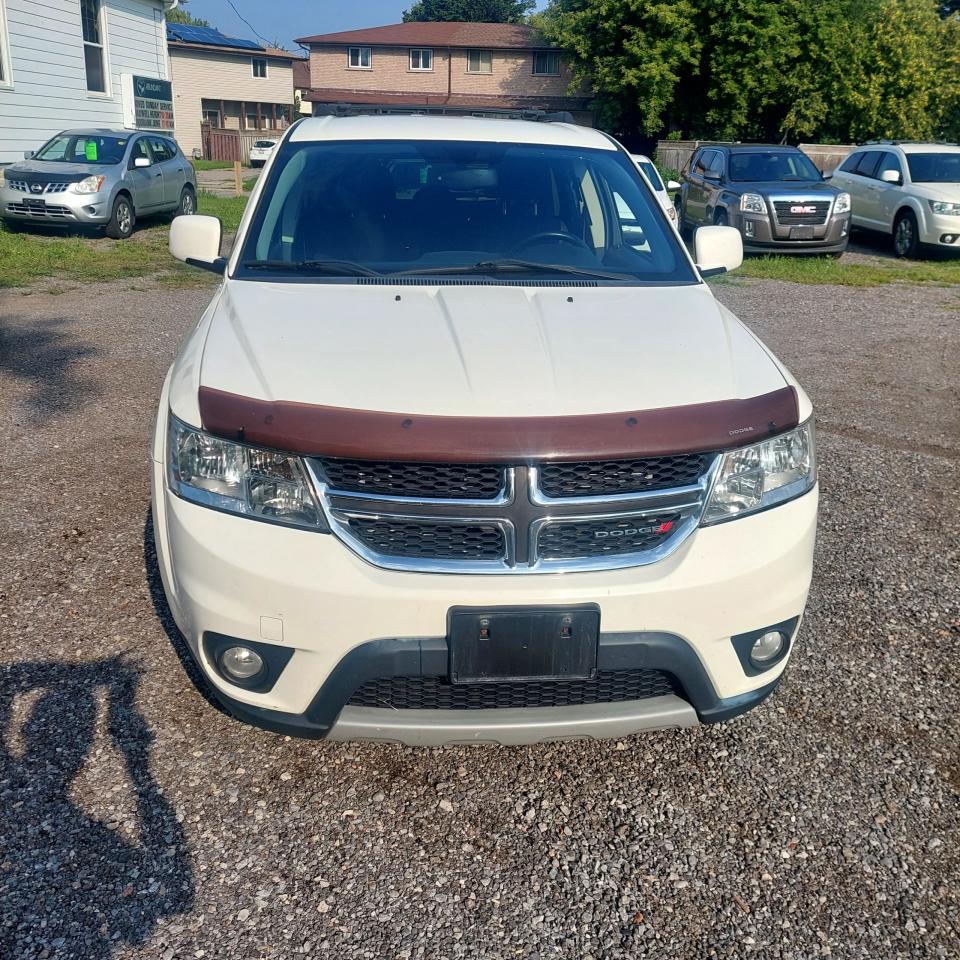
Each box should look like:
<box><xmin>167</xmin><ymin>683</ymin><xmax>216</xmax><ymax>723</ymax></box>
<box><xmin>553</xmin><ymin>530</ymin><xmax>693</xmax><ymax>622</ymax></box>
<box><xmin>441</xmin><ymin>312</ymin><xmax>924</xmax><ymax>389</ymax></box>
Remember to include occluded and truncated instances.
<box><xmin>667</xmin><ymin>180</ymin><xmax>681</xmax><ymax>192</ymax></box>
<box><xmin>880</xmin><ymin>169</ymin><xmax>902</xmax><ymax>185</ymax></box>
<box><xmin>133</xmin><ymin>156</ymin><xmax>151</xmax><ymax>168</ymax></box>
<box><xmin>822</xmin><ymin>171</ymin><xmax>833</xmax><ymax>180</ymax></box>
<box><xmin>23</xmin><ymin>150</ymin><xmax>34</xmax><ymax>160</ymax></box>
<box><xmin>694</xmin><ymin>225</ymin><xmax>743</xmax><ymax>277</ymax></box>
<box><xmin>170</xmin><ymin>215</ymin><xmax>225</xmax><ymax>274</ymax></box>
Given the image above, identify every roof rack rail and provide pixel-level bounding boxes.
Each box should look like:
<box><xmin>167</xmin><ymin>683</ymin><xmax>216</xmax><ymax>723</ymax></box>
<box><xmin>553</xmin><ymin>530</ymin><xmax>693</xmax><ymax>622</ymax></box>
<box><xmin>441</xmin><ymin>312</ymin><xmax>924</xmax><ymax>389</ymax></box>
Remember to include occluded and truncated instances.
<box><xmin>310</xmin><ymin>103</ymin><xmax>578</xmax><ymax>123</ymax></box>
<box><xmin>864</xmin><ymin>139</ymin><xmax>960</xmax><ymax>146</ymax></box>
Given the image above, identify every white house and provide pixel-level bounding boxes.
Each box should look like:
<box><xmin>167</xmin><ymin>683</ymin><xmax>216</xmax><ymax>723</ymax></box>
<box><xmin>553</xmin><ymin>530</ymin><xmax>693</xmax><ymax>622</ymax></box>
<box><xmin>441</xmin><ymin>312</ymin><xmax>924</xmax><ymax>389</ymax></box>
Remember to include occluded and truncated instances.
<box><xmin>0</xmin><ymin>0</ymin><xmax>176</xmax><ymax>164</ymax></box>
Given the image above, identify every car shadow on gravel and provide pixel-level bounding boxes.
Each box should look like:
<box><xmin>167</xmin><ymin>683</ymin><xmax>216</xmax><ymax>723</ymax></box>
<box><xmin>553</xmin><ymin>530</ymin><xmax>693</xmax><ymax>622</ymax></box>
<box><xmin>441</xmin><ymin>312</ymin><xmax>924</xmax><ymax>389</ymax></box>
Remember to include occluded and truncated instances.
<box><xmin>0</xmin><ymin>313</ymin><xmax>100</xmax><ymax>421</ymax></box>
<box><xmin>0</xmin><ymin>657</ymin><xmax>194</xmax><ymax>957</ymax></box>
<box><xmin>142</xmin><ymin>507</ymin><xmax>230</xmax><ymax>720</ymax></box>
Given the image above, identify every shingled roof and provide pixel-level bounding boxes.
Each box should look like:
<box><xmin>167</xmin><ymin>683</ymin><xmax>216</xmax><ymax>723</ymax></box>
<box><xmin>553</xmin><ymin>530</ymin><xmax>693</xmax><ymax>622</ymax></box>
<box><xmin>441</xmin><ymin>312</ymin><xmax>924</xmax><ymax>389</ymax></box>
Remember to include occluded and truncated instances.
<box><xmin>296</xmin><ymin>21</ymin><xmax>555</xmax><ymax>50</ymax></box>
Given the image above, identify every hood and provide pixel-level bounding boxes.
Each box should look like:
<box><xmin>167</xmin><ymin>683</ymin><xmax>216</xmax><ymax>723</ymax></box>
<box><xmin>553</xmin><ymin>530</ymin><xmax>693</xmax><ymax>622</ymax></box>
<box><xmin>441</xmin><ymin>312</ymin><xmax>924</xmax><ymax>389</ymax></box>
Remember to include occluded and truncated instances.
<box><xmin>734</xmin><ymin>180</ymin><xmax>838</xmax><ymax>197</ymax></box>
<box><xmin>910</xmin><ymin>182</ymin><xmax>960</xmax><ymax>203</ymax></box>
<box><xmin>5</xmin><ymin>159</ymin><xmax>114</xmax><ymax>181</ymax></box>
<box><xmin>195</xmin><ymin>281</ymin><xmax>787</xmax><ymax>420</ymax></box>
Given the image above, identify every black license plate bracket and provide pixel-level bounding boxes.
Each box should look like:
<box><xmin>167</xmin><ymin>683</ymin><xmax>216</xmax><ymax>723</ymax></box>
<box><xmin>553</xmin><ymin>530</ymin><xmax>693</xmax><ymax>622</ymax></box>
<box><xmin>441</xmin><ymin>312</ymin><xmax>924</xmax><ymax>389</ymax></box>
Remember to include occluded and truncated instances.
<box><xmin>789</xmin><ymin>225</ymin><xmax>815</xmax><ymax>240</ymax></box>
<box><xmin>448</xmin><ymin>607</ymin><xmax>599</xmax><ymax>684</ymax></box>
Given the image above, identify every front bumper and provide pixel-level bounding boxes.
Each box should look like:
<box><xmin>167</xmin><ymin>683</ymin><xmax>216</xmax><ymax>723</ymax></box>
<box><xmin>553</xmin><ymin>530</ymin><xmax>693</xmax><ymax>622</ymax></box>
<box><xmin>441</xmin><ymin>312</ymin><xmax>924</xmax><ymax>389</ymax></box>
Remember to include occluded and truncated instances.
<box><xmin>919</xmin><ymin>211</ymin><xmax>960</xmax><ymax>247</ymax></box>
<box><xmin>734</xmin><ymin>209</ymin><xmax>850</xmax><ymax>254</ymax></box>
<box><xmin>151</xmin><ymin>441</ymin><xmax>818</xmax><ymax>743</ymax></box>
<box><xmin>0</xmin><ymin>186</ymin><xmax>112</xmax><ymax>225</ymax></box>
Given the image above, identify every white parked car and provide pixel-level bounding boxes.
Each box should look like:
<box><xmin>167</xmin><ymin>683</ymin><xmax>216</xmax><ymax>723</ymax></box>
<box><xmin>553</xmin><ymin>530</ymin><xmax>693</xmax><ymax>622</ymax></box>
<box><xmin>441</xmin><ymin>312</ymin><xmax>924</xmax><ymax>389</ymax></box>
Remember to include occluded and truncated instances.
<box><xmin>248</xmin><ymin>139</ymin><xmax>277</xmax><ymax>168</ymax></box>
<box><xmin>156</xmin><ymin>115</ymin><xmax>817</xmax><ymax>746</ymax></box>
<box><xmin>830</xmin><ymin>141</ymin><xmax>960</xmax><ymax>257</ymax></box>
<box><xmin>632</xmin><ymin>153</ymin><xmax>681</xmax><ymax>230</ymax></box>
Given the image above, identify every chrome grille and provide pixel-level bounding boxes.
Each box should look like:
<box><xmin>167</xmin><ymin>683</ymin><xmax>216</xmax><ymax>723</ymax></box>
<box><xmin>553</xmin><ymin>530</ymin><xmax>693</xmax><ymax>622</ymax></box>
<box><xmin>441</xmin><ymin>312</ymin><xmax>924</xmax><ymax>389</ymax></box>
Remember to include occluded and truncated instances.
<box><xmin>773</xmin><ymin>200</ymin><xmax>830</xmax><ymax>225</ymax></box>
<box><xmin>6</xmin><ymin>181</ymin><xmax>70</xmax><ymax>194</ymax></box>
<box><xmin>6</xmin><ymin>202</ymin><xmax>74</xmax><ymax>219</ymax></box>
<box><xmin>307</xmin><ymin>455</ymin><xmax>718</xmax><ymax>574</ymax></box>
<box><xmin>348</xmin><ymin>668</ymin><xmax>679</xmax><ymax>710</ymax></box>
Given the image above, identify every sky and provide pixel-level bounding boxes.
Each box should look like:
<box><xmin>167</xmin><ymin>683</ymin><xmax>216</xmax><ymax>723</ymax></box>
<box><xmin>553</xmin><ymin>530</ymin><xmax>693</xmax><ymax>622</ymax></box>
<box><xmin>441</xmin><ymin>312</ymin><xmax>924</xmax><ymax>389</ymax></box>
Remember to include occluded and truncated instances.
<box><xmin>183</xmin><ymin>0</ymin><xmax>549</xmax><ymax>54</ymax></box>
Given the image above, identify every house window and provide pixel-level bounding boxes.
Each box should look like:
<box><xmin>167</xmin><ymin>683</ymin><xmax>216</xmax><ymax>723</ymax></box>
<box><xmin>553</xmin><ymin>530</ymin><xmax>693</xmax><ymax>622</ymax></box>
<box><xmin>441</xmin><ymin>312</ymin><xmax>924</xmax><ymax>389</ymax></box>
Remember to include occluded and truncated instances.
<box><xmin>532</xmin><ymin>51</ymin><xmax>560</xmax><ymax>75</ymax></box>
<box><xmin>80</xmin><ymin>0</ymin><xmax>107</xmax><ymax>93</ymax></box>
<box><xmin>0</xmin><ymin>0</ymin><xmax>12</xmax><ymax>87</ymax></box>
<box><xmin>348</xmin><ymin>46</ymin><xmax>371</xmax><ymax>69</ymax></box>
<box><xmin>245</xmin><ymin>111</ymin><xmax>258</xmax><ymax>130</ymax></box>
<box><xmin>202</xmin><ymin>108</ymin><xmax>221</xmax><ymax>127</ymax></box>
<box><xmin>252</xmin><ymin>57</ymin><xmax>267</xmax><ymax>78</ymax></box>
<box><xmin>409</xmin><ymin>48</ymin><xmax>432</xmax><ymax>71</ymax></box>
<box><xmin>466</xmin><ymin>50</ymin><xmax>492</xmax><ymax>74</ymax></box>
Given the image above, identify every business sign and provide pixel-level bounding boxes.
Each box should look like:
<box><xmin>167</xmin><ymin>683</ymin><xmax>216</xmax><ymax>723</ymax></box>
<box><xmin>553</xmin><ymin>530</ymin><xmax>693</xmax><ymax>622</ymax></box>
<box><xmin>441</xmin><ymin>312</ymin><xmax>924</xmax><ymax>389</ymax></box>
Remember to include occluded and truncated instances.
<box><xmin>121</xmin><ymin>73</ymin><xmax>175</xmax><ymax>132</ymax></box>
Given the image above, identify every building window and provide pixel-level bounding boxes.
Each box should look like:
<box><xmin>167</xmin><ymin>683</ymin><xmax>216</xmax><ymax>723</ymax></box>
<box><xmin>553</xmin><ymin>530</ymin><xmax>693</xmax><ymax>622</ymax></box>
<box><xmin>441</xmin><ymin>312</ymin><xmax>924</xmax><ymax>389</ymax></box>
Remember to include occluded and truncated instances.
<box><xmin>0</xmin><ymin>0</ymin><xmax>12</xmax><ymax>87</ymax></box>
<box><xmin>409</xmin><ymin>48</ymin><xmax>433</xmax><ymax>71</ymax></box>
<box><xmin>245</xmin><ymin>111</ymin><xmax>258</xmax><ymax>130</ymax></box>
<box><xmin>80</xmin><ymin>0</ymin><xmax>107</xmax><ymax>93</ymax></box>
<box><xmin>252</xmin><ymin>57</ymin><xmax>267</xmax><ymax>78</ymax></box>
<box><xmin>466</xmin><ymin>50</ymin><xmax>492</xmax><ymax>74</ymax></box>
<box><xmin>202</xmin><ymin>108</ymin><xmax>221</xmax><ymax>127</ymax></box>
<box><xmin>348</xmin><ymin>46</ymin><xmax>371</xmax><ymax>69</ymax></box>
<box><xmin>533</xmin><ymin>51</ymin><xmax>560</xmax><ymax>75</ymax></box>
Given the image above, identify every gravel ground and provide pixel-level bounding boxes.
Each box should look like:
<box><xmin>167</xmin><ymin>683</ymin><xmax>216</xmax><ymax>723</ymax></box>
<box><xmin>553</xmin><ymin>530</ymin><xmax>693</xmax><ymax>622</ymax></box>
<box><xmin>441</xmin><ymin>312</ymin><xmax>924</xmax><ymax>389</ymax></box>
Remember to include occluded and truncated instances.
<box><xmin>0</xmin><ymin>276</ymin><xmax>957</xmax><ymax>960</ymax></box>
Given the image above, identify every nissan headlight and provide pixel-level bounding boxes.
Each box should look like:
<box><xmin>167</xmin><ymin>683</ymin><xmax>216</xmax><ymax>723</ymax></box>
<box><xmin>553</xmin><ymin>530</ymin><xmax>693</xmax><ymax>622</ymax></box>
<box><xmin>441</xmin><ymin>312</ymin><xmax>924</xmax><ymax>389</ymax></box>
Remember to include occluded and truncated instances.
<box><xmin>72</xmin><ymin>175</ymin><xmax>106</xmax><ymax>195</ymax></box>
<box><xmin>702</xmin><ymin>422</ymin><xmax>816</xmax><ymax>525</ymax></box>
<box><xmin>930</xmin><ymin>200</ymin><xmax>960</xmax><ymax>216</ymax></box>
<box><xmin>834</xmin><ymin>192</ymin><xmax>851</xmax><ymax>215</ymax></box>
<box><xmin>739</xmin><ymin>193</ymin><xmax>766</xmax><ymax>215</ymax></box>
<box><xmin>167</xmin><ymin>416</ymin><xmax>327</xmax><ymax>531</ymax></box>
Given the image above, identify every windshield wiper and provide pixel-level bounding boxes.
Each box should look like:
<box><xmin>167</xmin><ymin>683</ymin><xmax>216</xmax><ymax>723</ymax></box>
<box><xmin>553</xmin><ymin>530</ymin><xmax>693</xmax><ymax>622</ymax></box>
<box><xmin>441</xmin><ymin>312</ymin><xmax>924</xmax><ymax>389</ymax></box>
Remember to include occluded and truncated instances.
<box><xmin>242</xmin><ymin>259</ymin><xmax>383</xmax><ymax>277</ymax></box>
<box><xmin>393</xmin><ymin>258</ymin><xmax>636</xmax><ymax>282</ymax></box>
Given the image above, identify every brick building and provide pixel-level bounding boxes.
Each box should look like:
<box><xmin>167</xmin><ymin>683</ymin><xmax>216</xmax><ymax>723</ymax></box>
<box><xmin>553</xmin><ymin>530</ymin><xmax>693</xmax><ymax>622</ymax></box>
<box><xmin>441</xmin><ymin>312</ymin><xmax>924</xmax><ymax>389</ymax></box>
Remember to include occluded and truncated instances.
<box><xmin>294</xmin><ymin>21</ymin><xmax>592</xmax><ymax>124</ymax></box>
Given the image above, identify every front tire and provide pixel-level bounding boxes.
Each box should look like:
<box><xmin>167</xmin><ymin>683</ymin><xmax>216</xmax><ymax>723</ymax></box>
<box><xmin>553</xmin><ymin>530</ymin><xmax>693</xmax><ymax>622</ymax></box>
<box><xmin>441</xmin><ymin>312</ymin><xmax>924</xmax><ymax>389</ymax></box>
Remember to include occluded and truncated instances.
<box><xmin>105</xmin><ymin>195</ymin><xmax>134</xmax><ymax>239</ymax></box>
<box><xmin>893</xmin><ymin>210</ymin><xmax>919</xmax><ymax>259</ymax></box>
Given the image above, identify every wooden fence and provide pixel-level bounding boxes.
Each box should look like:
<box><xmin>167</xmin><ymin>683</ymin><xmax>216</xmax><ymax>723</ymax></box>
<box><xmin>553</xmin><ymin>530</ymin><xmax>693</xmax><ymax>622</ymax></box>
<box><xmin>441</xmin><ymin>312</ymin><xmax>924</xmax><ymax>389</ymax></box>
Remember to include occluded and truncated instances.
<box><xmin>201</xmin><ymin>125</ymin><xmax>290</xmax><ymax>164</ymax></box>
<box><xmin>655</xmin><ymin>140</ymin><xmax>856</xmax><ymax>175</ymax></box>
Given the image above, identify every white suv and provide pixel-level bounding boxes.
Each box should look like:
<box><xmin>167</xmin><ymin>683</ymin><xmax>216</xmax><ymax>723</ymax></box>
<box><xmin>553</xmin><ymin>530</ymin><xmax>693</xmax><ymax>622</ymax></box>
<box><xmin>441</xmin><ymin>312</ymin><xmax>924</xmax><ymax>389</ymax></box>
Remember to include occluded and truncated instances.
<box><xmin>830</xmin><ymin>141</ymin><xmax>960</xmax><ymax>257</ymax></box>
<box><xmin>155</xmin><ymin>115</ymin><xmax>818</xmax><ymax>746</ymax></box>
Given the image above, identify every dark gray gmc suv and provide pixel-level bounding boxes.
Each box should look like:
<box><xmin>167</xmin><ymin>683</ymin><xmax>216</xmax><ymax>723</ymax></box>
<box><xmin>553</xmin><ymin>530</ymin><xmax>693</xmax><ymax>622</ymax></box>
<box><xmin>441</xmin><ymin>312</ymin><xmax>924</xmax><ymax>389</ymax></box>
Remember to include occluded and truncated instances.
<box><xmin>680</xmin><ymin>144</ymin><xmax>851</xmax><ymax>255</ymax></box>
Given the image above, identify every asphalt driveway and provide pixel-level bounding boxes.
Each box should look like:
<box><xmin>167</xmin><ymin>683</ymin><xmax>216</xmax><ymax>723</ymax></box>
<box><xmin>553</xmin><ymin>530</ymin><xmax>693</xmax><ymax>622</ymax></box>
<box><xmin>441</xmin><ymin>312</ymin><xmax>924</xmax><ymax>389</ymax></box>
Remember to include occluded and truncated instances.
<box><xmin>0</xmin><ymin>276</ymin><xmax>957</xmax><ymax>959</ymax></box>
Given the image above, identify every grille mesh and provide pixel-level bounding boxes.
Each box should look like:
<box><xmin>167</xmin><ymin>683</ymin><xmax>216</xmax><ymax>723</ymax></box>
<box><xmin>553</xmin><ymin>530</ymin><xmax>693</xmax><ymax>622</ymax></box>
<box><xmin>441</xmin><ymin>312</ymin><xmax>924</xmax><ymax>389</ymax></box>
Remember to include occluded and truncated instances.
<box><xmin>348</xmin><ymin>669</ymin><xmax>679</xmax><ymax>710</ymax></box>
<box><xmin>773</xmin><ymin>200</ymin><xmax>830</xmax><ymax>225</ymax></box>
<box><xmin>320</xmin><ymin>459</ymin><xmax>504</xmax><ymax>499</ymax></box>
<box><xmin>538</xmin><ymin>515</ymin><xmax>679</xmax><ymax>560</ymax></box>
<box><xmin>538</xmin><ymin>455</ymin><xmax>710</xmax><ymax>498</ymax></box>
<box><xmin>347</xmin><ymin>517</ymin><xmax>505</xmax><ymax>561</ymax></box>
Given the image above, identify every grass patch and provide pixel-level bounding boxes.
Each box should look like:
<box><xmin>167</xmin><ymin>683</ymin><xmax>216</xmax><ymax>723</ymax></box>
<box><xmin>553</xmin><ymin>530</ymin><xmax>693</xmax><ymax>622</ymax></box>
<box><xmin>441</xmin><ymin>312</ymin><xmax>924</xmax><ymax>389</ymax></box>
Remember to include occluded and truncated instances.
<box><xmin>191</xmin><ymin>159</ymin><xmax>248</xmax><ymax>171</ymax></box>
<box><xmin>735</xmin><ymin>252</ymin><xmax>960</xmax><ymax>286</ymax></box>
<box><xmin>0</xmin><ymin>191</ymin><xmax>249</xmax><ymax>288</ymax></box>
<box><xmin>242</xmin><ymin>176</ymin><xmax>259</xmax><ymax>193</ymax></box>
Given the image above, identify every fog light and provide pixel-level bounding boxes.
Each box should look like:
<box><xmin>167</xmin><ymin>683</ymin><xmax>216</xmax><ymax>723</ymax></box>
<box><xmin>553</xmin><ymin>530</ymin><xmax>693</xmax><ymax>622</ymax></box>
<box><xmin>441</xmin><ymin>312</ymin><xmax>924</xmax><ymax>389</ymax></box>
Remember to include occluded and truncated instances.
<box><xmin>941</xmin><ymin>234</ymin><xmax>957</xmax><ymax>244</ymax></box>
<box><xmin>750</xmin><ymin>631</ymin><xmax>785</xmax><ymax>666</ymax></box>
<box><xmin>220</xmin><ymin>646</ymin><xmax>264</xmax><ymax>680</ymax></box>
<box><xmin>743</xmin><ymin>220</ymin><xmax>755</xmax><ymax>238</ymax></box>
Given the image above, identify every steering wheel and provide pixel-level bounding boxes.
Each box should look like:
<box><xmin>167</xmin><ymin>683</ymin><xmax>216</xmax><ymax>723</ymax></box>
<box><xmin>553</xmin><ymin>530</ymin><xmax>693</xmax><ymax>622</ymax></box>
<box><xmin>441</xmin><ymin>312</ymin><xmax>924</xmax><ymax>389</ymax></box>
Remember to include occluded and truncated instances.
<box><xmin>508</xmin><ymin>232</ymin><xmax>593</xmax><ymax>256</ymax></box>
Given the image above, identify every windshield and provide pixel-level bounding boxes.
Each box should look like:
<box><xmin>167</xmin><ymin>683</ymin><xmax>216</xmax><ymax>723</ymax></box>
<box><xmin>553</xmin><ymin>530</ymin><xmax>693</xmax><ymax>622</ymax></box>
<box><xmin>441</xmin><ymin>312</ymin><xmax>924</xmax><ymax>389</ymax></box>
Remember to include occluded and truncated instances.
<box><xmin>33</xmin><ymin>133</ymin><xmax>128</xmax><ymax>165</ymax></box>
<box><xmin>906</xmin><ymin>152</ymin><xmax>960</xmax><ymax>183</ymax></box>
<box><xmin>235</xmin><ymin>139</ymin><xmax>696</xmax><ymax>285</ymax></box>
<box><xmin>636</xmin><ymin>159</ymin><xmax>665</xmax><ymax>192</ymax></box>
<box><xmin>728</xmin><ymin>151</ymin><xmax>821</xmax><ymax>182</ymax></box>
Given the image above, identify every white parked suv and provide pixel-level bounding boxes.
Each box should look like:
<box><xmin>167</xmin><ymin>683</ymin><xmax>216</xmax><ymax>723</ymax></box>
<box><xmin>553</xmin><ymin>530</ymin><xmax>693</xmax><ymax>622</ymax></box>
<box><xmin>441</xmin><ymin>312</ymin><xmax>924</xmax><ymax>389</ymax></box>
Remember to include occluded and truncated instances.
<box><xmin>830</xmin><ymin>141</ymin><xmax>960</xmax><ymax>257</ymax></box>
<box><xmin>631</xmin><ymin>153</ymin><xmax>681</xmax><ymax>231</ymax></box>
<box><xmin>154</xmin><ymin>115</ymin><xmax>818</xmax><ymax>745</ymax></box>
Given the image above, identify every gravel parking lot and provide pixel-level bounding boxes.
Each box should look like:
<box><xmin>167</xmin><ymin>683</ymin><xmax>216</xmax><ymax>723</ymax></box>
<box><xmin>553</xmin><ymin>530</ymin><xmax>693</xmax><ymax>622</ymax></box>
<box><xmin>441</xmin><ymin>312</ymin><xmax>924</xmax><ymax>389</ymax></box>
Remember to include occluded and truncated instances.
<box><xmin>1</xmin><ymin>276</ymin><xmax>957</xmax><ymax>959</ymax></box>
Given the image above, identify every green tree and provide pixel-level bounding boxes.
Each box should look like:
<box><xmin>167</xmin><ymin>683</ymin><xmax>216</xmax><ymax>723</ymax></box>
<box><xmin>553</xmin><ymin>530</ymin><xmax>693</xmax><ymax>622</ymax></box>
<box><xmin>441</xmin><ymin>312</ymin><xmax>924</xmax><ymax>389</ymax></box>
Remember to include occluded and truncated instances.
<box><xmin>403</xmin><ymin>0</ymin><xmax>535</xmax><ymax>22</ymax></box>
<box><xmin>167</xmin><ymin>1</ymin><xmax>209</xmax><ymax>27</ymax></box>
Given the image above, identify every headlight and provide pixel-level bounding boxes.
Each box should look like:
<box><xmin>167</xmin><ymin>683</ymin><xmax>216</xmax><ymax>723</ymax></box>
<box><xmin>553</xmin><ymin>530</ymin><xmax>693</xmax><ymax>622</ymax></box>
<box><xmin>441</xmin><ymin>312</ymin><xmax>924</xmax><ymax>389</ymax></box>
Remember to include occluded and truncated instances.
<box><xmin>666</xmin><ymin>204</ymin><xmax>677</xmax><ymax>221</ymax></box>
<box><xmin>739</xmin><ymin>193</ymin><xmax>766</xmax><ymax>214</ymax></box>
<box><xmin>72</xmin><ymin>175</ymin><xmax>106</xmax><ymax>195</ymax></box>
<box><xmin>834</xmin><ymin>192</ymin><xmax>851</xmax><ymax>215</ymax></box>
<box><xmin>930</xmin><ymin>200</ymin><xmax>960</xmax><ymax>216</ymax></box>
<box><xmin>702</xmin><ymin>421</ymin><xmax>816</xmax><ymax>525</ymax></box>
<box><xmin>167</xmin><ymin>416</ymin><xmax>327</xmax><ymax>531</ymax></box>
<box><xmin>0</xmin><ymin>167</ymin><xmax>6</xmax><ymax>187</ymax></box>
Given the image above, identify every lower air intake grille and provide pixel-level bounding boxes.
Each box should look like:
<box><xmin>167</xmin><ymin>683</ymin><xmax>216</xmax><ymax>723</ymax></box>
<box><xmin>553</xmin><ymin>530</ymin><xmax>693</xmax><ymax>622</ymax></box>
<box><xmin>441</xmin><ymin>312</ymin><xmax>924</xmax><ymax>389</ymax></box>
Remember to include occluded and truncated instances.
<box><xmin>347</xmin><ymin>669</ymin><xmax>680</xmax><ymax>710</ymax></box>
<box><xmin>319</xmin><ymin>458</ymin><xmax>504</xmax><ymax>499</ymax></box>
<box><xmin>537</xmin><ymin>515</ymin><xmax>680</xmax><ymax>560</ymax></box>
<box><xmin>538</xmin><ymin>454</ymin><xmax>711</xmax><ymax>498</ymax></box>
<box><xmin>347</xmin><ymin>517</ymin><xmax>505</xmax><ymax>561</ymax></box>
